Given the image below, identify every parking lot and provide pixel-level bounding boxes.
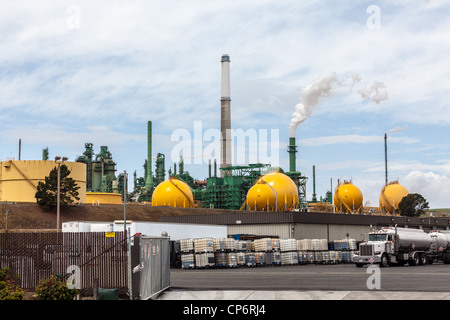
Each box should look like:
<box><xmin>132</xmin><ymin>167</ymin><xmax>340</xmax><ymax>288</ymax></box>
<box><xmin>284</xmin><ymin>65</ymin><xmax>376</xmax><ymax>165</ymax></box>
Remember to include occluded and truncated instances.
<box><xmin>169</xmin><ymin>262</ymin><xmax>450</xmax><ymax>292</ymax></box>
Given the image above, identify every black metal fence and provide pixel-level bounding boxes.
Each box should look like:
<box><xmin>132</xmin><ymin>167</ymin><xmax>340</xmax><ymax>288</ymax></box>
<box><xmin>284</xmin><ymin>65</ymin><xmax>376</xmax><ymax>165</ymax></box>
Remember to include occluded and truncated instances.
<box><xmin>0</xmin><ymin>232</ymin><xmax>129</xmax><ymax>296</ymax></box>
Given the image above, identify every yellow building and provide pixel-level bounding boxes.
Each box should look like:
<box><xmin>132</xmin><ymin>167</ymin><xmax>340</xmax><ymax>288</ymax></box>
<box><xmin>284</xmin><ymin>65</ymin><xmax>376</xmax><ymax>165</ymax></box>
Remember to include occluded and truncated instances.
<box><xmin>0</xmin><ymin>160</ymin><xmax>86</xmax><ymax>203</ymax></box>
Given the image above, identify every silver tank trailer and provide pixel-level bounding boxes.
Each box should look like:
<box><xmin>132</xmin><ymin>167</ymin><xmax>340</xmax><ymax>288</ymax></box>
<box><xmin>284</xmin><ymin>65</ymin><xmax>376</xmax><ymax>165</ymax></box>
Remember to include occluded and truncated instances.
<box><xmin>394</xmin><ymin>228</ymin><xmax>432</xmax><ymax>252</ymax></box>
<box><xmin>430</xmin><ymin>231</ymin><xmax>450</xmax><ymax>252</ymax></box>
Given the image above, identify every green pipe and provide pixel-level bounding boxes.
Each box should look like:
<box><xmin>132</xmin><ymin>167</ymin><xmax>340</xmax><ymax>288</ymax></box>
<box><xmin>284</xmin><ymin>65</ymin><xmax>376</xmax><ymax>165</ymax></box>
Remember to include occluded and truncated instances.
<box><xmin>288</xmin><ymin>137</ymin><xmax>297</xmax><ymax>172</ymax></box>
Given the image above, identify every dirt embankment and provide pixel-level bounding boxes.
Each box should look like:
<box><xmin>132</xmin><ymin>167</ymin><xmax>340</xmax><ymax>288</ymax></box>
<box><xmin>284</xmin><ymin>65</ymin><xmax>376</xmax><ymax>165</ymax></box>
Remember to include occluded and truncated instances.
<box><xmin>0</xmin><ymin>202</ymin><xmax>234</xmax><ymax>231</ymax></box>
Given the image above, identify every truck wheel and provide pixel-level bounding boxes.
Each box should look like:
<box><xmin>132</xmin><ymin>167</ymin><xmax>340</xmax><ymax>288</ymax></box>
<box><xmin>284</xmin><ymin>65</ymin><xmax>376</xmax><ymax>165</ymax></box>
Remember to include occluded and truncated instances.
<box><xmin>443</xmin><ymin>253</ymin><xmax>450</xmax><ymax>264</ymax></box>
<box><xmin>419</xmin><ymin>253</ymin><xmax>427</xmax><ymax>265</ymax></box>
<box><xmin>408</xmin><ymin>253</ymin><xmax>419</xmax><ymax>266</ymax></box>
<box><xmin>380</xmin><ymin>254</ymin><xmax>389</xmax><ymax>267</ymax></box>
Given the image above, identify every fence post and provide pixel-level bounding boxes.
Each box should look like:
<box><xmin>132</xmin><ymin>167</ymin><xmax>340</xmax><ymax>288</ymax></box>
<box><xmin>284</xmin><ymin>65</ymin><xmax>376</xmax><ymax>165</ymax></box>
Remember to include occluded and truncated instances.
<box><xmin>127</xmin><ymin>227</ymin><xmax>132</xmax><ymax>300</ymax></box>
<box><xmin>93</xmin><ymin>278</ymin><xmax>99</xmax><ymax>300</ymax></box>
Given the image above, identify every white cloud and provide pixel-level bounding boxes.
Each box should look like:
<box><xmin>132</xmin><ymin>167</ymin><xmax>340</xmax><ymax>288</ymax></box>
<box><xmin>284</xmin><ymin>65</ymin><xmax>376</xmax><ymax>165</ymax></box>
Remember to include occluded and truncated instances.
<box><xmin>402</xmin><ymin>171</ymin><xmax>450</xmax><ymax>208</ymax></box>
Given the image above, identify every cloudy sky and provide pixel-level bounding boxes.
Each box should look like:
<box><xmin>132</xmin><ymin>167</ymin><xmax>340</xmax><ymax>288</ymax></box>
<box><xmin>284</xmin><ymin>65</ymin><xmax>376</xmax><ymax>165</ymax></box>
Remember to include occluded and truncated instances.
<box><xmin>1</xmin><ymin>0</ymin><xmax>449</xmax><ymax>208</ymax></box>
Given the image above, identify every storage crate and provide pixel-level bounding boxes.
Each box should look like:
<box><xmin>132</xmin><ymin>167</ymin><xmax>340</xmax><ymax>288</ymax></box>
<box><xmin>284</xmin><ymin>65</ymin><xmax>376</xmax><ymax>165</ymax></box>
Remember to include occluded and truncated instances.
<box><xmin>245</xmin><ymin>252</ymin><xmax>256</xmax><ymax>267</ymax></box>
<box><xmin>255</xmin><ymin>252</ymin><xmax>266</xmax><ymax>265</ymax></box>
<box><xmin>236</xmin><ymin>252</ymin><xmax>246</xmax><ymax>266</ymax></box>
<box><xmin>253</xmin><ymin>238</ymin><xmax>273</xmax><ymax>252</ymax></box>
<box><xmin>329</xmin><ymin>251</ymin><xmax>339</xmax><ymax>264</ymax></box>
<box><xmin>306</xmin><ymin>251</ymin><xmax>315</xmax><ymax>263</ymax></box>
<box><xmin>214</xmin><ymin>252</ymin><xmax>227</xmax><ymax>267</ymax></box>
<box><xmin>180</xmin><ymin>238</ymin><xmax>194</xmax><ymax>253</ymax></box>
<box><xmin>312</xmin><ymin>239</ymin><xmax>328</xmax><ymax>251</ymax></box>
<box><xmin>181</xmin><ymin>253</ymin><xmax>195</xmax><ymax>269</ymax></box>
<box><xmin>272</xmin><ymin>251</ymin><xmax>281</xmax><ymax>265</ymax></box>
<box><xmin>225</xmin><ymin>238</ymin><xmax>236</xmax><ymax>251</ymax></box>
<box><xmin>298</xmin><ymin>251</ymin><xmax>308</xmax><ymax>264</ymax></box>
<box><xmin>195</xmin><ymin>252</ymin><xmax>215</xmax><ymax>268</ymax></box>
<box><xmin>226</xmin><ymin>252</ymin><xmax>238</xmax><ymax>267</ymax></box>
<box><xmin>236</xmin><ymin>240</ymin><xmax>252</xmax><ymax>252</ymax></box>
<box><xmin>213</xmin><ymin>238</ymin><xmax>226</xmax><ymax>252</ymax></box>
<box><xmin>297</xmin><ymin>239</ymin><xmax>313</xmax><ymax>251</ymax></box>
<box><xmin>281</xmin><ymin>251</ymin><xmax>298</xmax><ymax>265</ymax></box>
<box><xmin>271</xmin><ymin>239</ymin><xmax>280</xmax><ymax>251</ymax></box>
<box><xmin>280</xmin><ymin>239</ymin><xmax>297</xmax><ymax>252</ymax></box>
<box><xmin>194</xmin><ymin>238</ymin><xmax>214</xmax><ymax>253</ymax></box>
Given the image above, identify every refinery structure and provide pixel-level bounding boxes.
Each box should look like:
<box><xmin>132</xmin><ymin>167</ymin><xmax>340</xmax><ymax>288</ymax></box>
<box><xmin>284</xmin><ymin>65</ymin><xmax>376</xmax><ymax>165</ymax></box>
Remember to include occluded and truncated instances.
<box><xmin>0</xmin><ymin>54</ymin><xmax>413</xmax><ymax>218</ymax></box>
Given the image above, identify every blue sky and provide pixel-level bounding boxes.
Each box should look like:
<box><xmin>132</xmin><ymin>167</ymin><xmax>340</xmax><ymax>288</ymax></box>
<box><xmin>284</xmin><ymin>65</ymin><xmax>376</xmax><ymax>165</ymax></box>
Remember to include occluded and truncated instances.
<box><xmin>1</xmin><ymin>0</ymin><xmax>449</xmax><ymax>208</ymax></box>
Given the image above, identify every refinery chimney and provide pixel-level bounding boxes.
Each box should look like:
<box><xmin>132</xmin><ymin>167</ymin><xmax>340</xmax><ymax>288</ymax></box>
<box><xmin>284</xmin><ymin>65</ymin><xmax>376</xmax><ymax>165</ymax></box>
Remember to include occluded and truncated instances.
<box><xmin>287</xmin><ymin>136</ymin><xmax>297</xmax><ymax>173</ymax></box>
<box><xmin>220</xmin><ymin>54</ymin><xmax>232</xmax><ymax>176</ymax></box>
<box><xmin>144</xmin><ymin>120</ymin><xmax>154</xmax><ymax>190</ymax></box>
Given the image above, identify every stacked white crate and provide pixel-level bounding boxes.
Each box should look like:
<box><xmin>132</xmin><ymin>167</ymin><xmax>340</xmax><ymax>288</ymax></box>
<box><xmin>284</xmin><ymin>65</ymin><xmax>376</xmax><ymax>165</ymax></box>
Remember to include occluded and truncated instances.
<box><xmin>253</xmin><ymin>238</ymin><xmax>278</xmax><ymax>266</ymax></box>
<box><xmin>280</xmin><ymin>239</ymin><xmax>298</xmax><ymax>265</ymax></box>
<box><xmin>235</xmin><ymin>240</ymin><xmax>252</xmax><ymax>266</ymax></box>
<box><xmin>181</xmin><ymin>253</ymin><xmax>195</xmax><ymax>269</ymax></box>
<box><xmin>245</xmin><ymin>252</ymin><xmax>256</xmax><ymax>267</ymax></box>
<box><xmin>194</xmin><ymin>238</ymin><xmax>214</xmax><ymax>268</ymax></box>
<box><xmin>312</xmin><ymin>239</ymin><xmax>328</xmax><ymax>264</ymax></box>
<box><xmin>180</xmin><ymin>238</ymin><xmax>194</xmax><ymax>252</ymax></box>
<box><xmin>297</xmin><ymin>239</ymin><xmax>312</xmax><ymax>264</ymax></box>
<box><xmin>253</xmin><ymin>238</ymin><xmax>272</xmax><ymax>252</ymax></box>
<box><xmin>180</xmin><ymin>239</ymin><xmax>195</xmax><ymax>269</ymax></box>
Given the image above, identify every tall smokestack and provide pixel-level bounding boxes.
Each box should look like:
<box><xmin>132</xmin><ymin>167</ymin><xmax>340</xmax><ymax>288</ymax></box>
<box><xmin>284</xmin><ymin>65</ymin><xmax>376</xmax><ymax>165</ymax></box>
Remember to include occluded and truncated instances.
<box><xmin>145</xmin><ymin>120</ymin><xmax>154</xmax><ymax>190</ymax></box>
<box><xmin>288</xmin><ymin>137</ymin><xmax>297</xmax><ymax>173</ymax></box>
<box><xmin>384</xmin><ymin>133</ymin><xmax>388</xmax><ymax>186</ymax></box>
<box><xmin>220</xmin><ymin>54</ymin><xmax>231</xmax><ymax>176</ymax></box>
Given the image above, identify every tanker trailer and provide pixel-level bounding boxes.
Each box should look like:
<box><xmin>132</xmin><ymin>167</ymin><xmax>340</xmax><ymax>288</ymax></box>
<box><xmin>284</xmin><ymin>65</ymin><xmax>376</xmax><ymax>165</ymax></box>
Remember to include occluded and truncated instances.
<box><xmin>354</xmin><ymin>227</ymin><xmax>432</xmax><ymax>267</ymax></box>
<box><xmin>428</xmin><ymin>231</ymin><xmax>450</xmax><ymax>264</ymax></box>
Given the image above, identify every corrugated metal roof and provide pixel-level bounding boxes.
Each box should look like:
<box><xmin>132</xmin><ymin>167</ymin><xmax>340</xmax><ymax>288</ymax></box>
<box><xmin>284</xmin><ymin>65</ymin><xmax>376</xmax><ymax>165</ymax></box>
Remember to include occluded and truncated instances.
<box><xmin>160</xmin><ymin>211</ymin><xmax>450</xmax><ymax>229</ymax></box>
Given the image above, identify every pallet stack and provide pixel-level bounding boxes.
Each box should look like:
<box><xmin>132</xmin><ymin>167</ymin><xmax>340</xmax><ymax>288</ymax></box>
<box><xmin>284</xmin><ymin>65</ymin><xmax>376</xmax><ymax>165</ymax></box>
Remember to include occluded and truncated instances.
<box><xmin>333</xmin><ymin>238</ymin><xmax>357</xmax><ymax>263</ymax></box>
<box><xmin>180</xmin><ymin>239</ymin><xmax>195</xmax><ymax>269</ymax></box>
<box><xmin>175</xmin><ymin>236</ymin><xmax>359</xmax><ymax>269</ymax></box>
<box><xmin>280</xmin><ymin>239</ymin><xmax>298</xmax><ymax>265</ymax></box>
<box><xmin>235</xmin><ymin>239</ymin><xmax>253</xmax><ymax>266</ymax></box>
<box><xmin>253</xmin><ymin>238</ymin><xmax>280</xmax><ymax>266</ymax></box>
<box><xmin>194</xmin><ymin>238</ymin><xmax>214</xmax><ymax>268</ymax></box>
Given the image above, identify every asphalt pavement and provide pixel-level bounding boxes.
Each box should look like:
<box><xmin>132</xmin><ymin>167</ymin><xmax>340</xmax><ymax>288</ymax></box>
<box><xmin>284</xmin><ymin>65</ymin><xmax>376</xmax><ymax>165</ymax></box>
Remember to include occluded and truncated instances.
<box><xmin>157</xmin><ymin>262</ymin><xmax>450</xmax><ymax>300</ymax></box>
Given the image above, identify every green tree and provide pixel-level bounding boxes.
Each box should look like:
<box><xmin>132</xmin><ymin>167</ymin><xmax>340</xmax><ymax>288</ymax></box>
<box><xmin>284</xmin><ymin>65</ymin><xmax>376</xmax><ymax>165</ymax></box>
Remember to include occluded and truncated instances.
<box><xmin>35</xmin><ymin>164</ymin><xmax>80</xmax><ymax>210</ymax></box>
<box><xmin>397</xmin><ymin>193</ymin><xmax>429</xmax><ymax>217</ymax></box>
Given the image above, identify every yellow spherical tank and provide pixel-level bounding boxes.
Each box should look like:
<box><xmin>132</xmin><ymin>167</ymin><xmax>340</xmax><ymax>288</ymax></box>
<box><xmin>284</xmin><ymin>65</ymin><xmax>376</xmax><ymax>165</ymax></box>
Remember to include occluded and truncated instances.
<box><xmin>151</xmin><ymin>177</ymin><xmax>194</xmax><ymax>207</ymax></box>
<box><xmin>246</xmin><ymin>182</ymin><xmax>276</xmax><ymax>211</ymax></box>
<box><xmin>379</xmin><ymin>181</ymin><xmax>409</xmax><ymax>214</ymax></box>
<box><xmin>334</xmin><ymin>181</ymin><xmax>363</xmax><ymax>213</ymax></box>
<box><xmin>247</xmin><ymin>171</ymin><xmax>299</xmax><ymax>211</ymax></box>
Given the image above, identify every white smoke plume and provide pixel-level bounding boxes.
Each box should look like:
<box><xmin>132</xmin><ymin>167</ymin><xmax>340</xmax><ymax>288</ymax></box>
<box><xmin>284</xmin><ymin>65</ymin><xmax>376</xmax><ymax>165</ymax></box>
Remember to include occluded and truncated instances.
<box><xmin>358</xmin><ymin>81</ymin><xmax>389</xmax><ymax>105</ymax></box>
<box><xmin>289</xmin><ymin>72</ymin><xmax>361</xmax><ymax>137</ymax></box>
<box><xmin>289</xmin><ymin>72</ymin><xmax>389</xmax><ymax>138</ymax></box>
<box><xmin>386</xmin><ymin>125</ymin><xmax>409</xmax><ymax>134</ymax></box>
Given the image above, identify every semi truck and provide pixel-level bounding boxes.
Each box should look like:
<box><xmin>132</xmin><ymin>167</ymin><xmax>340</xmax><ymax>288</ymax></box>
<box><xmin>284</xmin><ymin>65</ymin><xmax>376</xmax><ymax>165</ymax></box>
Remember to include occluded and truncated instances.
<box><xmin>353</xmin><ymin>227</ymin><xmax>450</xmax><ymax>267</ymax></box>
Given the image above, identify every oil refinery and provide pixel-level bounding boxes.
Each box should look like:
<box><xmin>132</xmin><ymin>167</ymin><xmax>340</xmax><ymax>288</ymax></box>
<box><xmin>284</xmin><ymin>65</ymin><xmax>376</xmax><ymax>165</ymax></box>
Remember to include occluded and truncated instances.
<box><xmin>0</xmin><ymin>54</ymin><xmax>414</xmax><ymax>218</ymax></box>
